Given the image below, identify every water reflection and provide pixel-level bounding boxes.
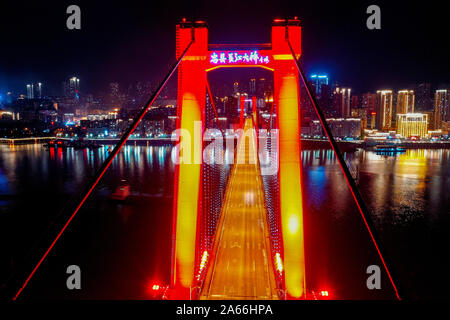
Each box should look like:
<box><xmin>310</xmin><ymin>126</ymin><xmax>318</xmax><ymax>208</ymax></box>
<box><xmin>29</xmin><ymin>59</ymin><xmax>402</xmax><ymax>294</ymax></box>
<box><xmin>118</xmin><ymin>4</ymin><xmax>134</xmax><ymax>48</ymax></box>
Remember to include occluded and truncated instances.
<box><xmin>0</xmin><ymin>144</ymin><xmax>449</xmax><ymax>299</ymax></box>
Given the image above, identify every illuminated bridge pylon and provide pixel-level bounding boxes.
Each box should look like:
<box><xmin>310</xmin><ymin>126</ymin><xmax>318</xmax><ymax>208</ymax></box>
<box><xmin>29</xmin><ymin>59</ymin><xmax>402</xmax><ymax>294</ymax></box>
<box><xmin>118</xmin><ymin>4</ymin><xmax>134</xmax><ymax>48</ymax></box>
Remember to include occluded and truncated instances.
<box><xmin>10</xmin><ymin>18</ymin><xmax>400</xmax><ymax>302</ymax></box>
<box><xmin>171</xmin><ymin>18</ymin><xmax>305</xmax><ymax>299</ymax></box>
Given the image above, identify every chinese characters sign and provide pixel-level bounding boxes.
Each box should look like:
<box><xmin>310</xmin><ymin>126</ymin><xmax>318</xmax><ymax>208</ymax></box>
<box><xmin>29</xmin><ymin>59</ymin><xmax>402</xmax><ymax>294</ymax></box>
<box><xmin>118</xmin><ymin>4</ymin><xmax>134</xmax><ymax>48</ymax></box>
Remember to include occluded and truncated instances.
<box><xmin>210</xmin><ymin>51</ymin><xmax>270</xmax><ymax>65</ymax></box>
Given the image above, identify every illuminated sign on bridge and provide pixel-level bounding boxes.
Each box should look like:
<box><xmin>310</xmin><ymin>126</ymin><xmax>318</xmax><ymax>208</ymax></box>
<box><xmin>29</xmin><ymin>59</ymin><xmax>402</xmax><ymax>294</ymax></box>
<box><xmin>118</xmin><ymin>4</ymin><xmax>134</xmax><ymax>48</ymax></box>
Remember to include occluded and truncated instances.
<box><xmin>209</xmin><ymin>50</ymin><xmax>270</xmax><ymax>66</ymax></box>
<box><xmin>210</xmin><ymin>51</ymin><xmax>270</xmax><ymax>64</ymax></box>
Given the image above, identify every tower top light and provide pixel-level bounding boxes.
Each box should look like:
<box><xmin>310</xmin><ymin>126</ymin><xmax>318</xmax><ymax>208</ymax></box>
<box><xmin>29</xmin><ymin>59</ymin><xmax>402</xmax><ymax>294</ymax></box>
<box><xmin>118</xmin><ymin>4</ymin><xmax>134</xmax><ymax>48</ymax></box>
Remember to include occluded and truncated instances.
<box><xmin>272</xmin><ymin>17</ymin><xmax>301</xmax><ymax>26</ymax></box>
<box><xmin>178</xmin><ymin>19</ymin><xmax>208</xmax><ymax>29</ymax></box>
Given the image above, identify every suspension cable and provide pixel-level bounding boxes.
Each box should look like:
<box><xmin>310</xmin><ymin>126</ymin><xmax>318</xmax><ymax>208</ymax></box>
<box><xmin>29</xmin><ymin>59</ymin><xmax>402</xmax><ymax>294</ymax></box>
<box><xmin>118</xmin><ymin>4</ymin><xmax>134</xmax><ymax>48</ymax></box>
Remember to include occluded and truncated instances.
<box><xmin>286</xmin><ymin>34</ymin><xmax>402</xmax><ymax>301</ymax></box>
<box><xmin>12</xmin><ymin>40</ymin><xmax>194</xmax><ymax>301</ymax></box>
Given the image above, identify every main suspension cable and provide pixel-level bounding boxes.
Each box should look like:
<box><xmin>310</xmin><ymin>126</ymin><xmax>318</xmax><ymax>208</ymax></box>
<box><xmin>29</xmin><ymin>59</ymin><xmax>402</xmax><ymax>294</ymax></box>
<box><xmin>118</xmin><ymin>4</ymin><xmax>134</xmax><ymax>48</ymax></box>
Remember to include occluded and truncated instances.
<box><xmin>12</xmin><ymin>39</ymin><xmax>194</xmax><ymax>301</ymax></box>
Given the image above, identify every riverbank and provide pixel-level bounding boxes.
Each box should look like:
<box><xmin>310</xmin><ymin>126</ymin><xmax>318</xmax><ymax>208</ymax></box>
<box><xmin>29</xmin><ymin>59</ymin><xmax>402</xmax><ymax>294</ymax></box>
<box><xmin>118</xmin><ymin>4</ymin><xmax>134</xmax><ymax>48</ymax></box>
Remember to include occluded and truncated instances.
<box><xmin>2</xmin><ymin>136</ymin><xmax>450</xmax><ymax>150</ymax></box>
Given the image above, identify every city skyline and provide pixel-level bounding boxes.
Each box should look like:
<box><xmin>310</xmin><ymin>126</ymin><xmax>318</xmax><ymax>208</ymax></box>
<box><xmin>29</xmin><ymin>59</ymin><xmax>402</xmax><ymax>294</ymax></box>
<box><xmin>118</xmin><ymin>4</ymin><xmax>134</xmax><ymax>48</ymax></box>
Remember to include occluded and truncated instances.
<box><xmin>2</xmin><ymin>6</ymin><xmax>450</xmax><ymax>303</ymax></box>
<box><xmin>2</xmin><ymin>71</ymin><xmax>449</xmax><ymax>141</ymax></box>
<box><xmin>4</xmin><ymin>73</ymin><xmax>450</xmax><ymax>101</ymax></box>
<box><xmin>1</xmin><ymin>1</ymin><xmax>450</xmax><ymax>94</ymax></box>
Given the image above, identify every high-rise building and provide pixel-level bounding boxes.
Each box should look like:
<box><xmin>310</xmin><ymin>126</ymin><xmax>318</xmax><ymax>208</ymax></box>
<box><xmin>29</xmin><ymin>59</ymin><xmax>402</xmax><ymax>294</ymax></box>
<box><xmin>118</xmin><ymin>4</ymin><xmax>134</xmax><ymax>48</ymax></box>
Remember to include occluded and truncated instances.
<box><xmin>415</xmin><ymin>83</ymin><xmax>432</xmax><ymax>111</ymax></box>
<box><xmin>396</xmin><ymin>113</ymin><xmax>428</xmax><ymax>138</ymax></box>
<box><xmin>249</xmin><ymin>78</ymin><xmax>256</xmax><ymax>96</ymax></box>
<box><xmin>395</xmin><ymin>90</ymin><xmax>415</xmax><ymax>128</ymax></box>
<box><xmin>351</xmin><ymin>95</ymin><xmax>360</xmax><ymax>111</ymax></box>
<box><xmin>257</xmin><ymin>78</ymin><xmax>267</xmax><ymax>97</ymax></box>
<box><xmin>70</xmin><ymin>77</ymin><xmax>80</xmax><ymax>96</ymax></box>
<box><xmin>361</xmin><ymin>93</ymin><xmax>377</xmax><ymax>129</ymax></box>
<box><xmin>26</xmin><ymin>82</ymin><xmax>43</xmax><ymax>99</ymax></box>
<box><xmin>26</xmin><ymin>84</ymin><xmax>34</xmax><ymax>99</ymax></box>
<box><xmin>376</xmin><ymin>90</ymin><xmax>394</xmax><ymax>131</ymax></box>
<box><xmin>396</xmin><ymin>90</ymin><xmax>415</xmax><ymax>114</ymax></box>
<box><xmin>35</xmin><ymin>83</ymin><xmax>42</xmax><ymax>98</ymax></box>
<box><xmin>332</xmin><ymin>87</ymin><xmax>351</xmax><ymax>118</ymax></box>
<box><xmin>434</xmin><ymin>89</ymin><xmax>450</xmax><ymax>130</ymax></box>
<box><xmin>63</xmin><ymin>77</ymin><xmax>80</xmax><ymax>98</ymax></box>
<box><xmin>110</xmin><ymin>82</ymin><xmax>119</xmax><ymax>95</ymax></box>
<box><xmin>362</xmin><ymin>93</ymin><xmax>377</xmax><ymax>112</ymax></box>
<box><xmin>351</xmin><ymin>107</ymin><xmax>368</xmax><ymax>129</ymax></box>
<box><xmin>310</xmin><ymin>74</ymin><xmax>329</xmax><ymax>99</ymax></box>
<box><xmin>233</xmin><ymin>81</ymin><xmax>239</xmax><ymax>97</ymax></box>
<box><xmin>319</xmin><ymin>83</ymin><xmax>332</xmax><ymax>110</ymax></box>
<box><xmin>109</xmin><ymin>82</ymin><xmax>120</xmax><ymax>107</ymax></box>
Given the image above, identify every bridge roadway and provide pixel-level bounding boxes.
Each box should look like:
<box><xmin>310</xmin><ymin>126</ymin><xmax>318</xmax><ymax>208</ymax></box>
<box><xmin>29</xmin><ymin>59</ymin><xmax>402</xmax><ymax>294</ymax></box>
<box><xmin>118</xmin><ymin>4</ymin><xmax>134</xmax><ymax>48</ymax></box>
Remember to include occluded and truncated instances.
<box><xmin>200</xmin><ymin>118</ymin><xmax>278</xmax><ymax>300</ymax></box>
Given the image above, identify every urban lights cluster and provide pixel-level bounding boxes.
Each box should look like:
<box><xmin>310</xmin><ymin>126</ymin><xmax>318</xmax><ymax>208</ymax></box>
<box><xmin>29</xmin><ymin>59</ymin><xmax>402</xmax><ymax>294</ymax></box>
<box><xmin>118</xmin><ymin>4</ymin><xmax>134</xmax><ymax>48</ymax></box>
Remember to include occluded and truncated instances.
<box><xmin>199</xmin><ymin>250</ymin><xmax>209</xmax><ymax>271</ymax></box>
<box><xmin>274</xmin><ymin>252</ymin><xmax>284</xmax><ymax>275</ymax></box>
<box><xmin>210</xmin><ymin>51</ymin><xmax>270</xmax><ymax>65</ymax></box>
<box><xmin>196</xmin><ymin>250</ymin><xmax>209</xmax><ymax>280</ymax></box>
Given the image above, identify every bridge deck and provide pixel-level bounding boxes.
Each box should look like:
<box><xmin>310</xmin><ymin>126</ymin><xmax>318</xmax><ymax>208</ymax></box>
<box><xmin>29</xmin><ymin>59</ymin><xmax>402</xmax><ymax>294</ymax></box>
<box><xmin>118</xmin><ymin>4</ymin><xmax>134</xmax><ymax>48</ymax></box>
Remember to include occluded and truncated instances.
<box><xmin>200</xmin><ymin>118</ymin><xmax>278</xmax><ymax>300</ymax></box>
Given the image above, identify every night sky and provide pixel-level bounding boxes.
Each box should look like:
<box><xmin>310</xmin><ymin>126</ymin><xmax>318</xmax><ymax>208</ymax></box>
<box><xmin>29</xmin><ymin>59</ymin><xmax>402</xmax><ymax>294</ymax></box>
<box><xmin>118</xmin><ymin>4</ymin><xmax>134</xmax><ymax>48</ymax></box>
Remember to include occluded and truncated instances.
<box><xmin>1</xmin><ymin>0</ymin><xmax>450</xmax><ymax>95</ymax></box>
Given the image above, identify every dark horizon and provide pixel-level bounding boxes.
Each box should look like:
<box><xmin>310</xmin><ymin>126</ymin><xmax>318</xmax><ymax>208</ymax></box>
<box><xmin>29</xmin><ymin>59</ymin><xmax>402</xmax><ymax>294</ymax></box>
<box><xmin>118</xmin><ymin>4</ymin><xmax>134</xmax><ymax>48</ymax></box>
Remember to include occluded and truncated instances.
<box><xmin>1</xmin><ymin>1</ymin><xmax>450</xmax><ymax>95</ymax></box>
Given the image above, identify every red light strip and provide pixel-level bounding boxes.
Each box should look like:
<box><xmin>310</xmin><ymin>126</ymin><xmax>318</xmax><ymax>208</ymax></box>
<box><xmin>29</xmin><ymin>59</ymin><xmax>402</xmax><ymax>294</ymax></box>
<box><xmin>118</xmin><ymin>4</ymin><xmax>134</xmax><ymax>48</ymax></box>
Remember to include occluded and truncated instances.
<box><xmin>240</xmin><ymin>95</ymin><xmax>245</xmax><ymax>128</ymax></box>
<box><xmin>12</xmin><ymin>40</ymin><xmax>194</xmax><ymax>301</ymax></box>
<box><xmin>287</xmin><ymin>38</ymin><xmax>402</xmax><ymax>300</ymax></box>
<box><xmin>206</xmin><ymin>81</ymin><xmax>219</xmax><ymax>120</ymax></box>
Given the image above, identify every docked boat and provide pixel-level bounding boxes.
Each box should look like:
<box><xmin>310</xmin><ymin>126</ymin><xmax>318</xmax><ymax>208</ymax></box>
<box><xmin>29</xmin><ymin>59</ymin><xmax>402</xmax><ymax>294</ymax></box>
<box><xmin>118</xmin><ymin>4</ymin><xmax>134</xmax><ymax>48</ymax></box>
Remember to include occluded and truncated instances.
<box><xmin>374</xmin><ymin>145</ymin><xmax>406</xmax><ymax>153</ymax></box>
<box><xmin>44</xmin><ymin>138</ymin><xmax>102</xmax><ymax>149</ymax></box>
<box><xmin>110</xmin><ymin>180</ymin><xmax>131</xmax><ymax>201</ymax></box>
<box><xmin>43</xmin><ymin>139</ymin><xmax>70</xmax><ymax>148</ymax></box>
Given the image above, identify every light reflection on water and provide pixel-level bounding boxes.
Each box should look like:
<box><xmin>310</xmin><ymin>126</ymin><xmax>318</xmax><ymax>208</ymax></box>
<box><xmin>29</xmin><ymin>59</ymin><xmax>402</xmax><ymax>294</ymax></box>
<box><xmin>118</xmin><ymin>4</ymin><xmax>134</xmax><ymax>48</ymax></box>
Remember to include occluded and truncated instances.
<box><xmin>357</xmin><ymin>149</ymin><xmax>449</xmax><ymax>225</ymax></box>
<box><xmin>0</xmin><ymin>144</ymin><xmax>449</xmax><ymax>299</ymax></box>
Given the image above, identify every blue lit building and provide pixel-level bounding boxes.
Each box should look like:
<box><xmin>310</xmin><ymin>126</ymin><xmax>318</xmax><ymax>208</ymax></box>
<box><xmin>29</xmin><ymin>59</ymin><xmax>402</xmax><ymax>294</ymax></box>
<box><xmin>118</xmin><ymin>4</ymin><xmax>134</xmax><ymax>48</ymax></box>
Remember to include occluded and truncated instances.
<box><xmin>310</xmin><ymin>74</ymin><xmax>329</xmax><ymax>99</ymax></box>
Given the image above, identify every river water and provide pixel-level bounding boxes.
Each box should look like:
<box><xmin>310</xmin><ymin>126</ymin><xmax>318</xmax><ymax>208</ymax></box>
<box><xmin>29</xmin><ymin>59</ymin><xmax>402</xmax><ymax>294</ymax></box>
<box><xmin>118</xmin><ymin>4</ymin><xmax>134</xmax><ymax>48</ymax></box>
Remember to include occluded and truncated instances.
<box><xmin>0</xmin><ymin>144</ymin><xmax>448</xmax><ymax>299</ymax></box>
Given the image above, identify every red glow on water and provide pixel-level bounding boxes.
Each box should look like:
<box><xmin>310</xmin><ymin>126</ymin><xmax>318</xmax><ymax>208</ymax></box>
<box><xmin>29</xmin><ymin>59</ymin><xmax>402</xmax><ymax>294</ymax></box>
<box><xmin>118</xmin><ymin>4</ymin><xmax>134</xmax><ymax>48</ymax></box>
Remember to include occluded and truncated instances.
<box><xmin>147</xmin><ymin>280</ymin><xmax>163</xmax><ymax>293</ymax></box>
<box><xmin>320</xmin><ymin>290</ymin><xmax>329</xmax><ymax>297</ymax></box>
<box><xmin>152</xmin><ymin>284</ymin><xmax>160</xmax><ymax>291</ymax></box>
<box><xmin>147</xmin><ymin>280</ymin><xmax>171</xmax><ymax>299</ymax></box>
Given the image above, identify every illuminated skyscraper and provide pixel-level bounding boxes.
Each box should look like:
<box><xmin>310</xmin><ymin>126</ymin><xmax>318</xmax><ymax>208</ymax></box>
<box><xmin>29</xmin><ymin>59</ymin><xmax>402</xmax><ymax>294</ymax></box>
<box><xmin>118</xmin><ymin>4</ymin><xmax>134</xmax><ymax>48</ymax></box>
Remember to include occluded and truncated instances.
<box><xmin>26</xmin><ymin>84</ymin><xmax>33</xmax><ymax>99</ymax></box>
<box><xmin>362</xmin><ymin>93</ymin><xmax>377</xmax><ymax>129</ymax></box>
<box><xmin>63</xmin><ymin>77</ymin><xmax>80</xmax><ymax>98</ymax></box>
<box><xmin>395</xmin><ymin>90</ymin><xmax>415</xmax><ymax>128</ymax></box>
<box><xmin>351</xmin><ymin>95</ymin><xmax>360</xmax><ymax>110</ymax></box>
<box><xmin>35</xmin><ymin>82</ymin><xmax>42</xmax><ymax>98</ymax></box>
<box><xmin>376</xmin><ymin>90</ymin><xmax>394</xmax><ymax>131</ymax></box>
<box><xmin>333</xmin><ymin>87</ymin><xmax>351</xmax><ymax>118</ymax></box>
<box><xmin>310</xmin><ymin>74</ymin><xmax>329</xmax><ymax>99</ymax></box>
<box><xmin>396</xmin><ymin>90</ymin><xmax>415</xmax><ymax>114</ymax></box>
<box><xmin>109</xmin><ymin>82</ymin><xmax>120</xmax><ymax>107</ymax></box>
<box><xmin>70</xmin><ymin>77</ymin><xmax>80</xmax><ymax>95</ymax></box>
<box><xmin>26</xmin><ymin>82</ymin><xmax>42</xmax><ymax>99</ymax></box>
<box><xmin>233</xmin><ymin>81</ymin><xmax>239</xmax><ymax>97</ymax></box>
<box><xmin>362</xmin><ymin>93</ymin><xmax>377</xmax><ymax>112</ymax></box>
<box><xmin>110</xmin><ymin>82</ymin><xmax>119</xmax><ymax>95</ymax></box>
<box><xmin>396</xmin><ymin>113</ymin><xmax>428</xmax><ymax>138</ymax></box>
<box><xmin>249</xmin><ymin>78</ymin><xmax>256</xmax><ymax>95</ymax></box>
<box><xmin>434</xmin><ymin>89</ymin><xmax>450</xmax><ymax>129</ymax></box>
